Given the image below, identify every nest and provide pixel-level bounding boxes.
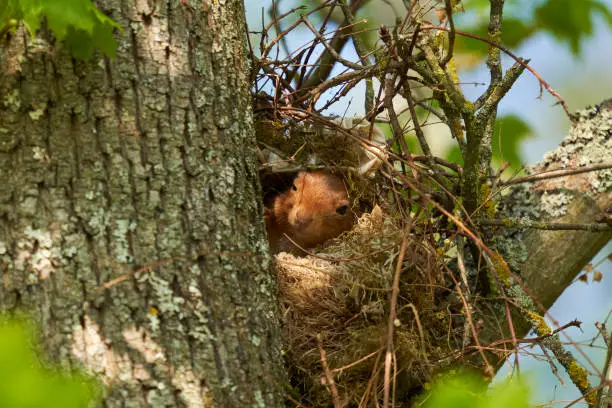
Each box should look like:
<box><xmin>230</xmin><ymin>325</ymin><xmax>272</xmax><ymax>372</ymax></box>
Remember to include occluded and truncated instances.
<box><xmin>276</xmin><ymin>206</ymin><xmax>461</xmax><ymax>407</ymax></box>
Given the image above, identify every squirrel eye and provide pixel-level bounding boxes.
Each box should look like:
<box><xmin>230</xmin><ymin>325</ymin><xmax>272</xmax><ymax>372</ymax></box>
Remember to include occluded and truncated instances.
<box><xmin>291</xmin><ymin>184</ymin><xmax>297</xmax><ymax>191</ymax></box>
<box><xmin>336</xmin><ymin>205</ymin><xmax>348</xmax><ymax>215</ymax></box>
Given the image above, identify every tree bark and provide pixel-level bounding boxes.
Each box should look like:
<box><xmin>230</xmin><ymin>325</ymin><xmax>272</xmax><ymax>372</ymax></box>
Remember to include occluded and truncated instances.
<box><xmin>499</xmin><ymin>100</ymin><xmax>611</xmax><ymax>313</ymax></box>
<box><xmin>0</xmin><ymin>1</ymin><xmax>286</xmax><ymax>407</ymax></box>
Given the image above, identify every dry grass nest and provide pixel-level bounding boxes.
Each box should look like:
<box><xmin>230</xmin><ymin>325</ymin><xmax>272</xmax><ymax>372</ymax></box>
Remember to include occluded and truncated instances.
<box><xmin>275</xmin><ymin>206</ymin><xmax>463</xmax><ymax>407</ymax></box>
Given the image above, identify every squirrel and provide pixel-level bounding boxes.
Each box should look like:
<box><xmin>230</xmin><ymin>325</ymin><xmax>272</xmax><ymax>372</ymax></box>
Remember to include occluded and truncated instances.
<box><xmin>264</xmin><ymin>171</ymin><xmax>355</xmax><ymax>254</ymax></box>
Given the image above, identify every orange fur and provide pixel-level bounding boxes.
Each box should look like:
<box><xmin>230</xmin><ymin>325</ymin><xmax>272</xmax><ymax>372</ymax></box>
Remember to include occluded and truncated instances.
<box><xmin>265</xmin><ymin>171</ymin><xmax>355</xmax><ymax>254</ymax></box>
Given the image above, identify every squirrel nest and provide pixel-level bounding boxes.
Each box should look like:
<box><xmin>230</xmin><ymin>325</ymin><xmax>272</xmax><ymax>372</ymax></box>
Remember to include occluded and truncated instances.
<box><xmin>275</xmin><ymin>206</ymin><xmax>459</xmax><ymax>407</ymax></box>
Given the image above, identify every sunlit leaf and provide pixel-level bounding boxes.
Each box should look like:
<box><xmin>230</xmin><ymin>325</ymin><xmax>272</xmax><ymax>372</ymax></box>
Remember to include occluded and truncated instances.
<box><xmin>0</xmin><ymin>0</ymin><xmax>120</xmax><ymax>59</ymax></box>
<box><xmin>417</xmin><ymin>371</ymin><xmax>533</xmax><ymax>408</ymax></box>
<box><xmin>0</xmin><ymin>317</ymin><xmax>102</xmax><ymax>408</ymax></box>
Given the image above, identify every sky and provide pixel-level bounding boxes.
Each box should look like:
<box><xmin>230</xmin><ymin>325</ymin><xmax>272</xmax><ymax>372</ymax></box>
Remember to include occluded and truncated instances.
<box><xmin>245</xmin><ymin>1</ymin><xmax>612</xmax><ymax>404</ymax></box>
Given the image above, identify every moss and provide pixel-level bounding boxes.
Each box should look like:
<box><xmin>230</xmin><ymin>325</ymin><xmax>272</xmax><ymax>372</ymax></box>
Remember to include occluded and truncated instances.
<box><xmin>480</xmin><ymin>183</ymin><xmax>497</xmax><ymax>219</ymax></box>
<box><xmin>567</xmin><ymin>361</ymin><xmax>595</xmax><ymax>404</ymax></box>
<box><xmin>492</xmin><ymin>253</ymin><xmax>511</xmax><ymax>286</ymax></box>
<box><xmin>447</xmin><ymin>59</ymin><xmax>460</xmax><ymax>85</ymax></box>
<box><xmin>527</xmin><ymin>312</ymin><xmax>551</xmax><ymax>336</ymax></box>
<box><xmin>451</xmin><ymin>118</ymin><xmax>464</xmax><ymax>142</ymax></box>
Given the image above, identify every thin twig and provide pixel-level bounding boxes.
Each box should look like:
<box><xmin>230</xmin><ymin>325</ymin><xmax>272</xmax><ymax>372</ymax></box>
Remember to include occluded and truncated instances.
<box><xmin>500</xmin><ymin>163</ymin><xmax>612</xmax><ymax>185</ymax></box>
<box><xmin>479</xmin><ymin>218</ymin><xmax>611</xmax><ymax>232</ymax></box>
<box><xmin>383</xmin><ymin>230</ymin><xmax>410</xmax><ymax>408</ymax></box>
<box><xmin>318</xmin><ymin>335</ymin><xmax>344</xmax><ymax>408</ymax></box>
<box><xmin>439</xmin><ymin>0</ymin><xmax>455</xmax><ymax>67</ymax></box>
<box><xmin>421</xmin><ymin>24</ymin><xmax>571</xmax><ymax>117</ymax></box>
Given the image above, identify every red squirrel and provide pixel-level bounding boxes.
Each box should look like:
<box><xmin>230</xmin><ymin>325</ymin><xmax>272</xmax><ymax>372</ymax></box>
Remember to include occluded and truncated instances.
<box><xmin>265</xmin><ymin>171</ymin><xmax>355</xmax><ymax>254</ymax></box>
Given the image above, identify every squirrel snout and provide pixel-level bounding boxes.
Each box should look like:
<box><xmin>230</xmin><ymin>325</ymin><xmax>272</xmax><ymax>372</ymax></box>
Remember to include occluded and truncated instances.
<box><xmin>290</xmin><ymin>209</ymin><xmax>311</xmax><ymax>228</ymax></box>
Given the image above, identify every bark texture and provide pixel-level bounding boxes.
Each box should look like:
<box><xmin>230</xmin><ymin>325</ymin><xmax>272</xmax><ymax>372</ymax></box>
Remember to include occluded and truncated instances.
<box><xmin>0</xmin><ymin>1</ymin><xmax>286</xmax><ymax>406</ymax></box>
<box><xmin>499</xmin><ymin>100</ymin><xmax>611</xmax><ymax>312</ymax></box>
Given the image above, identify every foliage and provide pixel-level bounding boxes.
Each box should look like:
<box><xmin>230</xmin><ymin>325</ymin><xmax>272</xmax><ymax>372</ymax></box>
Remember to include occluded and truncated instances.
<box><xmin>491</xmin><ymin>114</ymin><xmax>533</xmax><ymax>170</ymax></box>
<box><xmin>0</xmin><ymin>0</ymin><xmax>120</xmax><ymax>59</ymax></box>
<box><xmin>0</xmin><ymin>317</ymin><xmax>102</xmax><ymax>408</ymax></box>
<box><xmin>450</xmin><ymin>0</ymin><xmax>612</xmax><ymax>56</ymax></box>
<box><xmin>417</xmin><ymin>371</ymin><xmax>533</xmax><ymax>408</ymax></box>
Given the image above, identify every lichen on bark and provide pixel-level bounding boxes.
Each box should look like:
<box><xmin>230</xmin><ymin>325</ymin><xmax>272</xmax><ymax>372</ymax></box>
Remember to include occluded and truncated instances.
<box><xmin>0</xmin><ymin>1</ymin><xmax>286</xmax><ymax>407</ymax></box>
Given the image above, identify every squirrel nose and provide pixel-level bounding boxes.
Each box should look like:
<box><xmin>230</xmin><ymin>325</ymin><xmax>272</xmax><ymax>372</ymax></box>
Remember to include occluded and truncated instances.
<box><xmin>292</xmin><ymin>210</ymin><xmax>311</xmax><ymax>228</ymax></box>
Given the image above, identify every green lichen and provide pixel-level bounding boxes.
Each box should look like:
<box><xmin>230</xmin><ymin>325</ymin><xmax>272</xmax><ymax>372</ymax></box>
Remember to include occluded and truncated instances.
<box><xmin>540</xmin><ymin>191</ymin><xmax>571</xmax><ymax>218</ymax></box>
<box><xmin>28</xmin><ymin>102</ymin><xmax>47</xmax><ymax>120</ymax></box>
<box><xmin>110</xmin><ymin>219</ymin><xmax>132</xmax><ymax>263</ymax></box>
<box><xmin>252</xmin><ymin>390</ymin><xmax>265</xmax><ymax>408</ymax></box>
<box><xmin>3</xmin><ymin>89</ymin><xmax>20</xmax><ymax>111</ymax></box>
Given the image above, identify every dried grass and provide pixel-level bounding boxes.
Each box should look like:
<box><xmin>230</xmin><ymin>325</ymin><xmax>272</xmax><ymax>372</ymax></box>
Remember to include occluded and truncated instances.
<box><xmin>275</xmin><ymin>206</ymin><xmax>459</xmax><ymax>407</ymax></box>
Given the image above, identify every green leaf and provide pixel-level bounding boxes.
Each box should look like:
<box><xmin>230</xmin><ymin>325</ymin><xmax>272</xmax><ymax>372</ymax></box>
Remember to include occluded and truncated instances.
<box><xmin>535</xmin><ymin>0</ymin><xmax>612</xmax><ymax>54</ymax></box>
<box><xmin>0</xmin><ymin>0</ymin><xmax>23</xmax><ymax>25</ymax></box>
<box><xmin>500</xmin><ymin>18</ymin><xmax>536</xmax><ymax>48</ymax></box>
<box><xmin>417</xmin><ymin>371</ymin><xmax>533</xmax><ymax>408</ymax></box>
<box><xmin>0</xmin><ymin>0</ymin><xmax>120</xmax><ymax>59</ymax></box>
<box><xmin>446</xmin><ymin>144</ymin><xmax>464</xmax><ymax>166</ymax></box>
<box><xmin>454</xmin><ymin>18</ymin><xmax>534</xmax><ymax>59</ymax></box>
<box><xmin>492</xmin><ymin>114</ymin><xmax>533</xmax><ymax>169</ymax></box>
<box><xmin>0</xmin><ymin>317</ymin><xmax>102</xmax><ymax>408</ymax></box>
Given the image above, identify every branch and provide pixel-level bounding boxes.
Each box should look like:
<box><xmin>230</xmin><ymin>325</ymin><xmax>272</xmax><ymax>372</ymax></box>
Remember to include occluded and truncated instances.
<box><xmin>500</xmin><ymin>163</ymin><xmax>612</xmax><ymax>185</ymax></box>
<box><xmin>479</xmin><ymin>218</ymin><xmax>611</xmax><ymax>232</ymax></box>
<box><xmin>421</xmin><ymin>24</ymin><xmax>572</xmax><ymax>118</ymax></box>
<box><xmin>302</xmin><ymin>0</ymin><xmax>368</xmax><ymax>92</ymax></box>
<box><xmin>500</xmin><ymin>99</ymin><xmax>612</xmax><ymax>310</ymax></box>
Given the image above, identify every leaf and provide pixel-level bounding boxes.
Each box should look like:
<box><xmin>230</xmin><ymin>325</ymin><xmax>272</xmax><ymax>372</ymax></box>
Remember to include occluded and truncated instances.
<box><xmin>454</xmin><ymin>18</ymin><xmax>534</xmax><ymax>61</ymax></box>
<box><xmin>500</xmin><ymin>18</ymin><xmax>536</xmax><ymax>48</ymax></box>
<box><xmin>446</xmin><ymin>144</ymin><xmax>464</xmax><ymax>166</ymax></box>
<box><xmin>0</xmin><ymin>317</ymin><xmax>102</xmax><ymax>408</ymax></box>
<box><xmin>0</xmin><ymin>0</ymin><xmax>120</xmax><ymax>59</ymax></box>
<box><xmin>534</xmin><ymin>0</ymin><xmax>612</xmax><ymax>54</ymax></box>
<box><xmin>417</xmin><ymin>371</ymin><xmax>533</xmax><ymax>408</ymax></box>
<box><xmin>492</xmin><ymin>115</ymin><xmax>533</xmax><ymax>170</ymax></box>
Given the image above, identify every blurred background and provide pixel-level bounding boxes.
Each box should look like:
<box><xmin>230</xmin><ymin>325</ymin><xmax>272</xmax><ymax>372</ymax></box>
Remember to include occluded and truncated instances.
<box><xmin>245</xmin><ymin>0</ymin><xmax>612</xmax><ymax>404</ymax></box>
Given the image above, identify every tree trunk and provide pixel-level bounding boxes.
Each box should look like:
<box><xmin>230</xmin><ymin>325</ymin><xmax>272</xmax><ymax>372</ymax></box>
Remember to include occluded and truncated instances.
<box><xmin>0</xmin><ymin>1</ymin><xmax>286</xmax><ymax>406</ymax></box>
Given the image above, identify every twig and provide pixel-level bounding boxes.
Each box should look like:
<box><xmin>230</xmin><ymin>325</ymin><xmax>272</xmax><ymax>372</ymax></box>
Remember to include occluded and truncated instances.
<box><xmin>383</xmin><ymin>230</ymin><xmax>410</xmax><ymax>408</ymax></box>
<box><xmin>421</xmin><ymin>24</ymin><xmax>571</xmax><ymax>117</ymax></box>
<box><xmin>478</xmin><ymin>218</ymin><xmax>611</xmax><ymax>232</ymax></box>
<box><xmin>439</xmin><ymin>0</ymin><xmax>455</xmax><ymax>67</ymax></box>
<box><xmin>318</xmin><ymin>335</ymin><xmax>344</xmax><ymax>408</ymax></box>
<box><xmin>505</xmin><ymin>299</ymin><xmax>520</xmax><ymax>373</ymax></box>
<box><xmin>596</xmin><ymin>323</ymin><xmax>612</xmax><ymax>408</ymax></box>
<box><xmin>444</xmin><ymin>263</ymin><xmax>494</xmax><ymax>377</ymax></box>
<box><xmin>302</xmin><ymin>0</ymin><xmax>369</xmax><ymax>91</ymax></box>
<box><xmin>484</xmin><ymin>319</ymin><xmax>583</xmax><ymax>348</ymax></box>
<box><xmin>332</xmin><ymin>348</ymin><xmax>383</xmax><ymax>374</ymax></box>
<box><xmin>500</xmin><ymin>163</ymin><xmax>612</xmax><ymax>185</ymax></box>
<box><xmin>302</xmin><ymin>18</ymin><xmax>364</xmax><ymax>71</ymax></box>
